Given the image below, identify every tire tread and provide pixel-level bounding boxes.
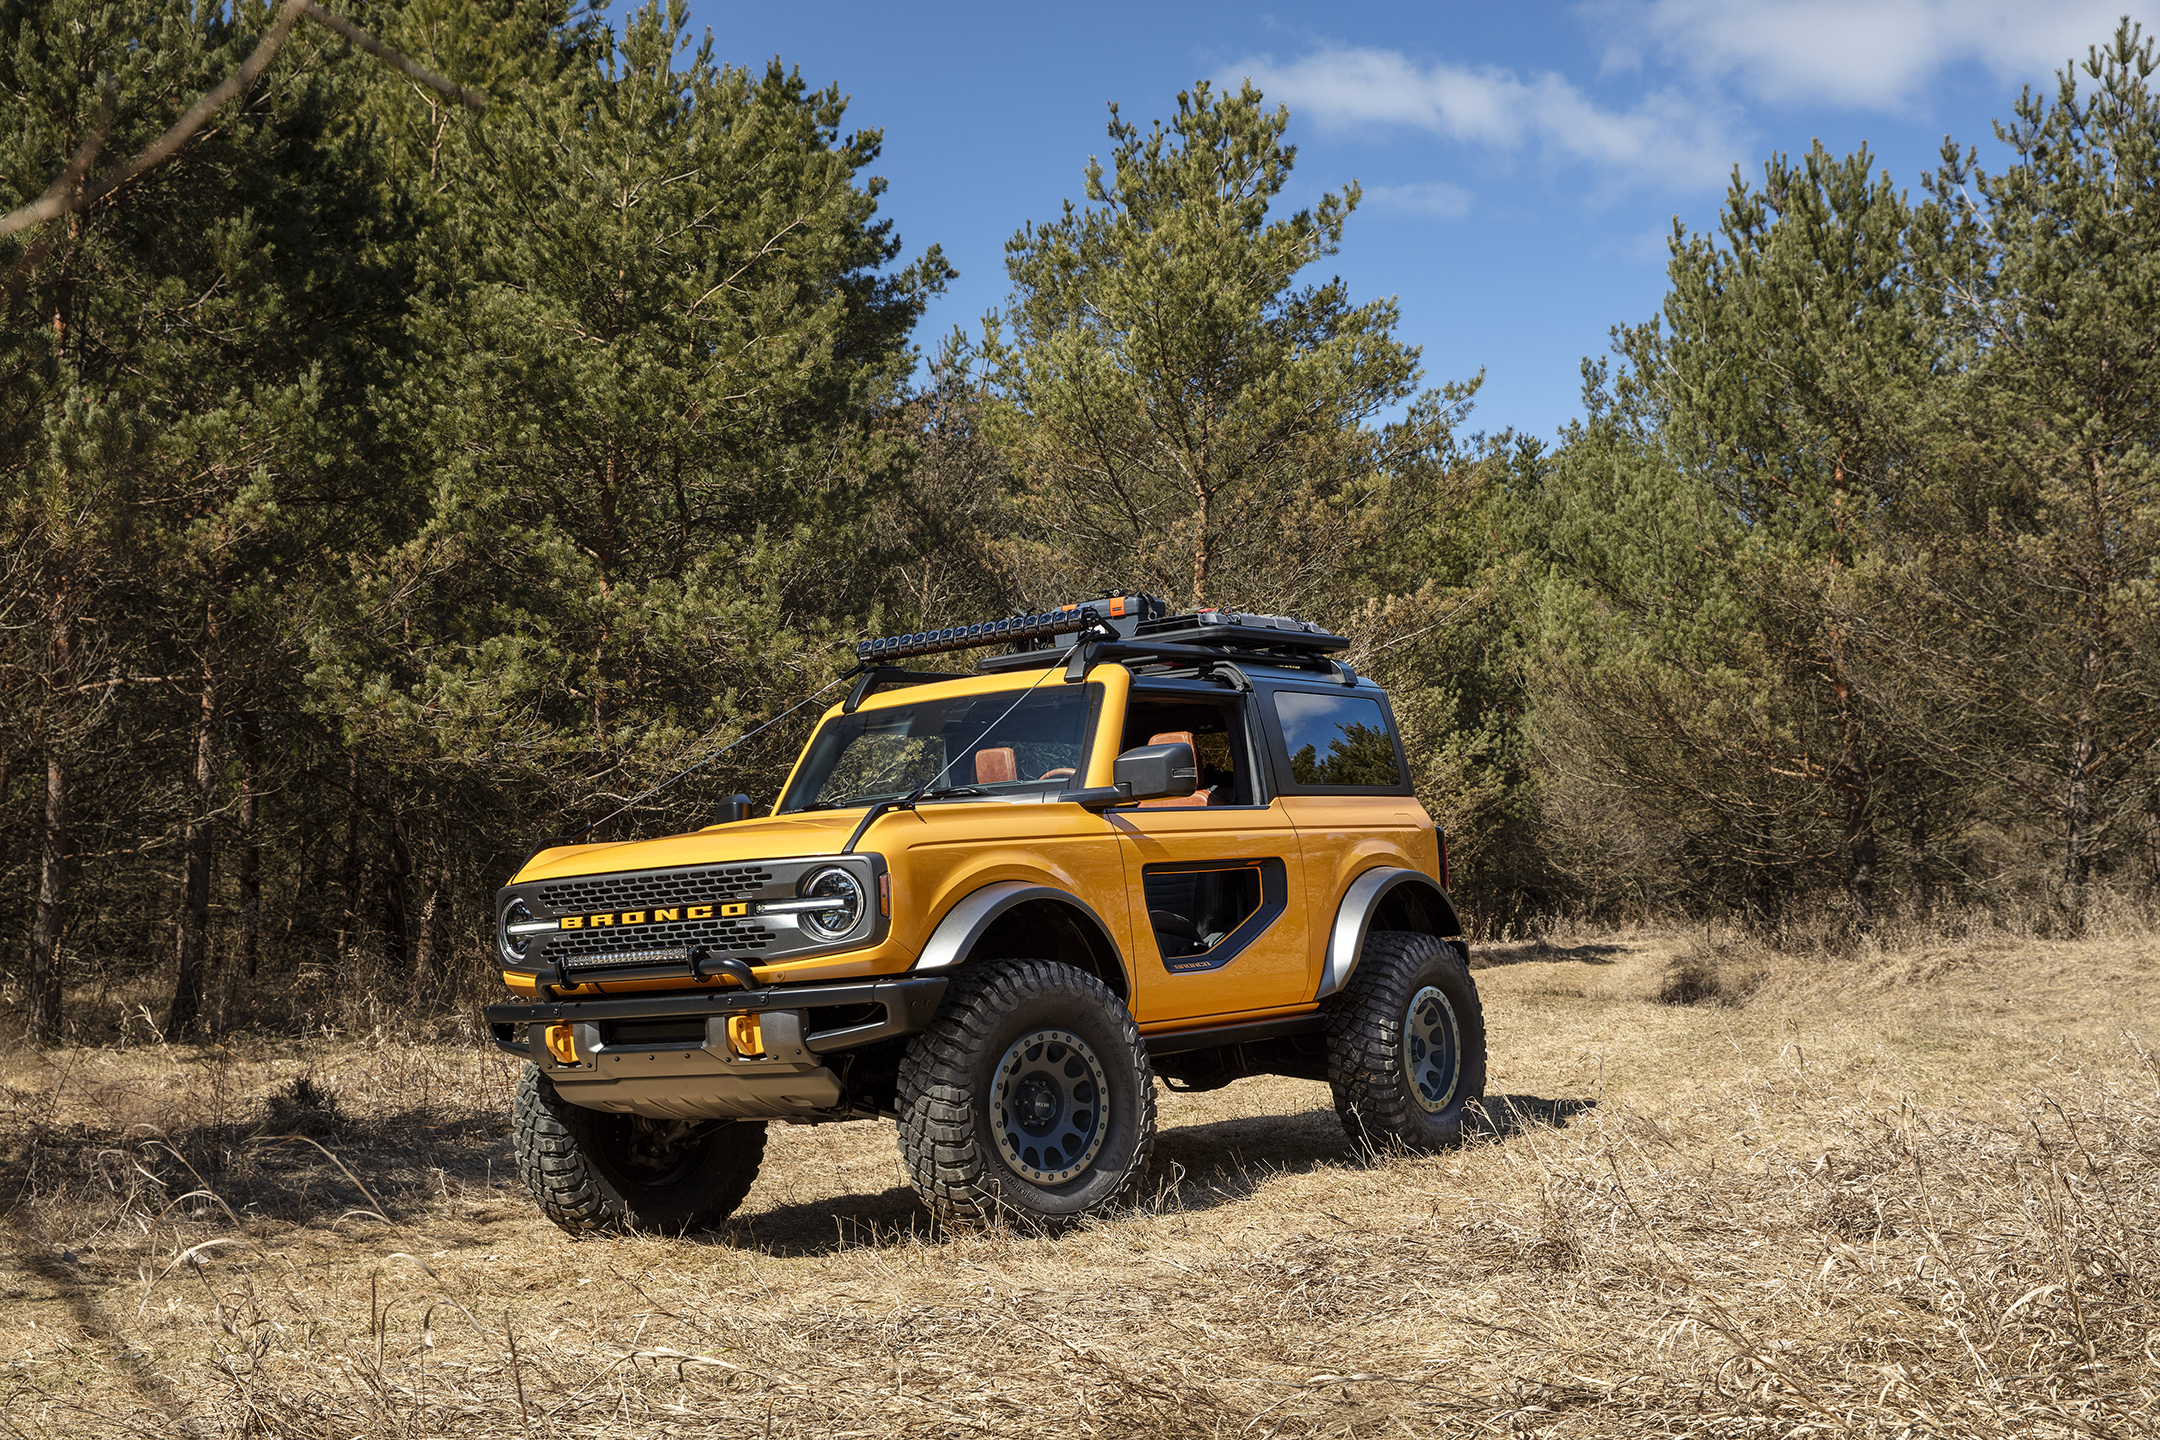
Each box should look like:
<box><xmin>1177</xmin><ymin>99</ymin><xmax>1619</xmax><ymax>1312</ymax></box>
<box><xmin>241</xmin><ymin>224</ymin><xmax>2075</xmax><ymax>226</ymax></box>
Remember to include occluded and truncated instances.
<box><xmin>1324</xmin><ymin>931</ymin><xmax>1487</xmax><ymax>1150</ymax></box>
<box><xmin>896</xmin><ymin>959</ymin><xmax>1155</xmax><ymax>1229</ymax></box>
<box><xmin>511</xmin><ymin>1065</ymin><xmax>766</xmax><ymax>1235</ymax></box>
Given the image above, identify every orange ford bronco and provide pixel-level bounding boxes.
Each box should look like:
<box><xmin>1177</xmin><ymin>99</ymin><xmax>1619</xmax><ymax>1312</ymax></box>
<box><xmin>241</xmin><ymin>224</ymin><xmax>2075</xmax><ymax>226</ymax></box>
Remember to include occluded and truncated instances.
<box><xmin>484</xmin><ymin>596</ymin><xmax>1485</xmax><ymax>1232</ymax></box>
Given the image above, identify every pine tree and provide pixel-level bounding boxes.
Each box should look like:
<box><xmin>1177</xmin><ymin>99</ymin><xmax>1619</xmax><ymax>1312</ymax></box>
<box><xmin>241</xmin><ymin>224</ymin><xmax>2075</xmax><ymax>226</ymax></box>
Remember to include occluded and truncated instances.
<box><xmin>309</xmin><ymin>0</ymin><xmax>950</xmax><ymax>845</ymax></box>
<box><xmin>979</xmin><ymin>80</ymin><xmax>1469</xmax><ymax>614</ymax></box>
<box><xmin>2</xmin><ymin>0</ymin><xmax>435</xmax><ymax>1036</ymax></box>
<box><xmin>1861</xmin><ymin>21</ymin><xmax>2160</xmax><ymax>921</ymax></box>
<box><xmin>1533</xmin><ymin>143</ymin><xmax>1935</xmax><ymax>928</ymax></box>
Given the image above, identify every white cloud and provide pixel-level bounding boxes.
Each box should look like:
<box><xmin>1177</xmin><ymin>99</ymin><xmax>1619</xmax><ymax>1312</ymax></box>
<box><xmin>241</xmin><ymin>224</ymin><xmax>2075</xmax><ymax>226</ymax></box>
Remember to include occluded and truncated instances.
<box><xmin>1229</xmin><ymin>45</ymin><xmax>1745</xmax><ymax>192</ymax></box>
<box><xmin>1589</xmin><ymin>0</ymin><xmax>2157</xmax><ymax>113</ymax></box>
<box><xmin>1364</xmin><ymin>180</ymin><xmax>1474</xmax><ymax>218</ymax></box>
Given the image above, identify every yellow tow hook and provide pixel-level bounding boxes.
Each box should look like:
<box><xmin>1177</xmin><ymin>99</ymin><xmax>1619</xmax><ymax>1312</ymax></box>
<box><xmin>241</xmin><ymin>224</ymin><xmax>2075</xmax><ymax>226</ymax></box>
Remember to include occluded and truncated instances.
<box><xmin>543</xmin><ymin>1022</ymin><xmax>579</xmax><ymax>1066</ymax></box>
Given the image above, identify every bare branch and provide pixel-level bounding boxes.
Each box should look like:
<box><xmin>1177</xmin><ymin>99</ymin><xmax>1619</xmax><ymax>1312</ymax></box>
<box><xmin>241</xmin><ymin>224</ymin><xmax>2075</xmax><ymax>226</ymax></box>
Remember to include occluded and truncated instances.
<box><xmin>0</xmin><ymin>0</ymin><xmax>486</xmax><ymax>243</ymax></box>
<box><xmin>0</xmin><ymin>82</ymin><xmax>117</xmax><ymax>245</ymax></box>
<box><xmin>297</xmin><ymin>1</ymin><xmax>490</xmax><ymax>113</ymax></box>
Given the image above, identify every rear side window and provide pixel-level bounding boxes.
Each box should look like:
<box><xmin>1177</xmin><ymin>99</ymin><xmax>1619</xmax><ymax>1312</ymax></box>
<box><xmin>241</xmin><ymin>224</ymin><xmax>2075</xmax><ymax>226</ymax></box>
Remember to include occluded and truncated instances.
<box><xmin>1271</xmin><ymin>691</ymin><xmax>1404</xmax><ymax>789</ymax></box>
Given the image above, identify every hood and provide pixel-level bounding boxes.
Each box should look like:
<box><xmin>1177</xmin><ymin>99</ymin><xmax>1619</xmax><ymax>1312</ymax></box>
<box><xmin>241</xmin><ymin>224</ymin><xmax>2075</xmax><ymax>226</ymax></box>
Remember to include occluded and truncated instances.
<box><xmin>513</xmin><ymin>811</ymin><xmax>865</xmax><ymax>883</ymax></box>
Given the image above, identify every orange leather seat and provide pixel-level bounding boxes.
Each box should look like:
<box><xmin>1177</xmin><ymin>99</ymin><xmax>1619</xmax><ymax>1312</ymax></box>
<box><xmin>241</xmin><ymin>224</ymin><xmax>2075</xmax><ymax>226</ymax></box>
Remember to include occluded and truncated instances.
<box><xmin>1137</xmin><ymin>731</ymin><xmax>1211</xmax><ymax>807</ymax></box>
<box><xmin>974</xmin><ymin>747</ymin><xmax>1018</xmax><ymax>784</ymax></box>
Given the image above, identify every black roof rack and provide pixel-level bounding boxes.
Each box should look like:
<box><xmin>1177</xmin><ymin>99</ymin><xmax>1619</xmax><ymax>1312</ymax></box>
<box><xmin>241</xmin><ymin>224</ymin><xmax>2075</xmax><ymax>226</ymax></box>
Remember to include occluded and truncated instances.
<box><xmin>853</xmin><ymin>594</ymin><xmax>1357</xmax><ymax>686</ymax></box>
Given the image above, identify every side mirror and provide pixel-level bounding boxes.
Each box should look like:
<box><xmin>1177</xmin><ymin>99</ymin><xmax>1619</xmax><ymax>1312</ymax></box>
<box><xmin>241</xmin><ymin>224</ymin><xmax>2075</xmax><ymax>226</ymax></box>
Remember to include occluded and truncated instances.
<box><xmin>1059</xmin><ymin>742</ymin><xmax>1198</xmax><ymax>809</ymax></box>
<box><xmin>714</xmin><ymin>794</ymin><xmax>754</xmax><ymax>824</ymax></box>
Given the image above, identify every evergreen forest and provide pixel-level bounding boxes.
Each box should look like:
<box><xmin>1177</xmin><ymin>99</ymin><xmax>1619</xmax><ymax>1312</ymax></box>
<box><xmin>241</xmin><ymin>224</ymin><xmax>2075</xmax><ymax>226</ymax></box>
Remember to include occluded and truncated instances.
<box><xmin>8</xmin><ymin>0</ymin><xmax>2160</xmax><ymax>1042</ymax></box>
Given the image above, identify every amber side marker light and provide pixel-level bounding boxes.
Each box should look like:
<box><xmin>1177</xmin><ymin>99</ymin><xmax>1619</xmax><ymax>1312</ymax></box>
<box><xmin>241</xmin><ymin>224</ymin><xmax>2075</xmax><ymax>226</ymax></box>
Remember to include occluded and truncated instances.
<box><xmin>878</xmin><ymin>873</ymin><xmax>891</xmax><ymax>917</ymax></box>
<box><xmin>544</xmin><ymin>1022</ymin><xmax>579</xmax><ymax>1065</ymax></box>
<box><xmin>726</xmin><ymin>1013</ymin><xmax>765</xmax><ymax>1058</ymax></box>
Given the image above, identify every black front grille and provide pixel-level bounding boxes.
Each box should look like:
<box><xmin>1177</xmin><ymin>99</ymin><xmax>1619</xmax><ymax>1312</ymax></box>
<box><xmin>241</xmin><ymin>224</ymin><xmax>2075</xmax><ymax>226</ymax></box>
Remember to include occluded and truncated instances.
<box><xmin>539</xmin><ymin>865</ymin><xmax>774</xmax><ymax>913</ymax></box>
<box><xmin>549</xmin><ymin>917</ymin><xmax>772</xmax><ymax>971</ymax></box>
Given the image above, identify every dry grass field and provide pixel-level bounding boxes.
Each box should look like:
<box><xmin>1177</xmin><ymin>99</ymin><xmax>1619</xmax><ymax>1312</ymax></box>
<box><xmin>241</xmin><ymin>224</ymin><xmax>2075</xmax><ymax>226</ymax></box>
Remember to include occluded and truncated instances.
<box><xmin>0</xmin><ymin>924</ymin><xmax>2155</xmax><ymax>1438</ymax></box>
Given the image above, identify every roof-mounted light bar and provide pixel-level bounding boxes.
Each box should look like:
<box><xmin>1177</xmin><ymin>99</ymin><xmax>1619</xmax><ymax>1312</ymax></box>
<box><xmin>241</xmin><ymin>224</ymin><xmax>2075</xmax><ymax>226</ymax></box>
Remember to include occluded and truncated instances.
<box><xmin>855</xmin><ymin>594</ymin><xmax>1354</xmax><ymax>679</ymax></box>
<box><xmin>857</xmin><ymin>594</ymin><xmax>1164</xmax><ymax>664</ymax></box>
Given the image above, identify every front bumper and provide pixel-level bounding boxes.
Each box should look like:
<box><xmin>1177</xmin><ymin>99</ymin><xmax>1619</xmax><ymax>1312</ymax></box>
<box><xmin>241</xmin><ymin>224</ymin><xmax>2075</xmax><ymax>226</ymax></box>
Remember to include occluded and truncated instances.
<box><xmin>482</xmin><ymin>974</ymin><xmax>947</xmax><ymax>1121</ymax></box>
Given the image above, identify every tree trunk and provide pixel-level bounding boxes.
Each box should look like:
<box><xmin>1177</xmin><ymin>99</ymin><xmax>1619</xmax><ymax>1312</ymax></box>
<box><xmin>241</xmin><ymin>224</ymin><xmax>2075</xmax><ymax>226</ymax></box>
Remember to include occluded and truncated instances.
<box><xmin>594</xmin><ymin>447</ymin><xmax>618</xmax><ymax>742</ymax></box>
<box><xmin>1911</xmin><ymin>797</ymin><xmax>1934</xmax><ymax>913</ymax></box>
<box><xmin>412</xmin><ymin>856</ymin><xmax>444</xmax><ymax>985</ymax></box>
<box><xmin>1834</xmin><ymin>696</ymin><xmax>1875</xmax><ymax>932</ymax></box>
<box><xmin>168</xmin><ymin>593</ymin><xmax>222</xmax><ymax>1035</ymax></box>
<box><xmin>1824</xmin><ymin>600</ymin><xmax>1875</xmax><ymax>933</ymax></box>
<box><xmin>1190</xmin><ymin>477</ymin><xmax>1211</xmax><ymax>607</ymax></box>
<box><xmin>378</xmin><ymin>811</ymin><xmax>413</xmax><ymax>972</ymax></box>
<box><xmin>1845</xmin><ymin>800</ymin><xmax>1877</xmax><ymax>934</ymax></box>
<box><xmin>235</xmin><ymin>710</ymin><xmax>263</xmax><ymax>980</ymax></box>
<box><xmin>2063</xmin><ymin>621</ymin><xmax>2104</xmax><ymax>926</ymax></box>
<box><xmin>28</xmin><ymin>752</ymin><xmax>69</xmax><ymax>1045</ymax></box>
<box><xmin>28</xmin><ymin>576</ymin><xmax>74</xmax><ymax>1047</ymax></box>
<box><xmin>335</xmin><ymin>750</ymin><xmax>363</xmax><ymax>964</ymax></box>
<box><xmin>2063</xmin><ymin>715</ymin><xmax>2094</xmax><ymax>925</ymax></box>
<box><xmin>2062</xmin><ymin>453</ymin><xmax>2113</xmax><ymax>930</ymax></box>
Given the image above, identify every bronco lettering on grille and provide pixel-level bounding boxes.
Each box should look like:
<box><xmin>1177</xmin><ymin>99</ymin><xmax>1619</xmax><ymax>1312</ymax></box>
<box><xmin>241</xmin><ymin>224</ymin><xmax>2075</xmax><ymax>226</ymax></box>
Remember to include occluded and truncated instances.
<box><xmin>558</xmin><ymin>902</ymin><xmax>748</xmax><ymax>930</ymax></box>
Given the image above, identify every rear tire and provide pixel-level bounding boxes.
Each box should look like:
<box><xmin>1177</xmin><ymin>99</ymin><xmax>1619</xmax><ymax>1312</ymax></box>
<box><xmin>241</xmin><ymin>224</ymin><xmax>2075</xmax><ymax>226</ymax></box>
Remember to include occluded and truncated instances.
<box><xmin>512</xmin><ymin>1065</ymin><xmax>766</xmax><ymax>1235</ymax></box>
<box><xmin>896</xmin><ymin>958</ymin><xmax>1155</xmax><ymax>1231</ymax></box>
<box><xmin>1325</xmin><ymin>932</ymin><xmax>1487</xmax><ymax>1151</ymax></box>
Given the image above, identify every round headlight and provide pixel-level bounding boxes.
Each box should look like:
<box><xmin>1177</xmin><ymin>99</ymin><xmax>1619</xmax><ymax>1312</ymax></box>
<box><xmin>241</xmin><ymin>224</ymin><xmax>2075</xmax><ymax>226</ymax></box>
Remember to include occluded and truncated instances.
<box><xmin>499</xmin><ymin>897</ymin><xmax>535</xmax><ymax>965</ymax></box>
<box><xmin>800</xmin><ymin>867</ymin><xmax>865</xmax><ymax>941</ymax></box>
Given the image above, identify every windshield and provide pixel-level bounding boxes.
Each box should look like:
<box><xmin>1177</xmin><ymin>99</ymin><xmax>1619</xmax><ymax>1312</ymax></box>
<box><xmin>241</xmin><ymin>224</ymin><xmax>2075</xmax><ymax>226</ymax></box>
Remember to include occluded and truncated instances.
<box><xmin>777</xmin><ymin>683</ymin><xmax>1099</xmax><ymax>813</ymax></box>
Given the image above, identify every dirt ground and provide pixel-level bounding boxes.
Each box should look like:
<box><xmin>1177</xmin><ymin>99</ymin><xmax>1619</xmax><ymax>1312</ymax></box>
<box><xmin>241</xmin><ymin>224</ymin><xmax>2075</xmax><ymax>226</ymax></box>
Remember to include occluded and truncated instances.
<box><xmin>0</xmin><ymin>925</ymin><xmax>2154</xmax><ymax>1437</ymax></box>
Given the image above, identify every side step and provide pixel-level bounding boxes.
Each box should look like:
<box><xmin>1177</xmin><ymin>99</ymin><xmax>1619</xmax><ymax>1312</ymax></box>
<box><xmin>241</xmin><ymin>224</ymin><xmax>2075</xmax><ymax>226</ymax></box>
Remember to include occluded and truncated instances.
<box><xmin>1143</xmin><ymin>1012</ymin><xmax>1325</xmax><ymax>1058</ymax></box>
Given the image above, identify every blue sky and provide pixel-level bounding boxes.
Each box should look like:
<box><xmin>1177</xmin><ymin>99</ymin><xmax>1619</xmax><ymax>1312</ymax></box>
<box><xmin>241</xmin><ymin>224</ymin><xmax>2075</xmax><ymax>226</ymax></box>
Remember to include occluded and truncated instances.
<box><xmin>684</xmin><ymin>1</ymin><xmax>2157</xmax><ymax>443</ymax></box>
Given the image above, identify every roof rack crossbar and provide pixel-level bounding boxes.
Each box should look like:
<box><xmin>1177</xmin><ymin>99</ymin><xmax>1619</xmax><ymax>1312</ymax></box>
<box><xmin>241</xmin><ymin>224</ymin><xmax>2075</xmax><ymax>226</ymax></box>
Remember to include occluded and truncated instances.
<box><xmin>1099</xmin><ymin>640</ymin><xmax>1357</xmax><ymax>681</ymax></box>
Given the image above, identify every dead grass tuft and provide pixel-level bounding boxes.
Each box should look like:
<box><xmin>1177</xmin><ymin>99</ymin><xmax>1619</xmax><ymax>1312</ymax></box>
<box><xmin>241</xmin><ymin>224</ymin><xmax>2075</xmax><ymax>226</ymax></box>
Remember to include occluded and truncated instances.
<box><xmin>1655</xmin><ymin>936</ymin><xmax>1769</xmax><ymax>1006</ymax></box>
<box><xmin>261</xmin><ymin>1074</ymin><xmax>344</xmax><ymax>1137</ymax></box>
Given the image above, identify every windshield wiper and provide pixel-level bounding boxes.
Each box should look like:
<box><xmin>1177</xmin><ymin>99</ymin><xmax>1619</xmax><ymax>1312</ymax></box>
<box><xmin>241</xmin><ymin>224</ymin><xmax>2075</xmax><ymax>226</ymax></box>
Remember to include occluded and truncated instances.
<box><xmin>800</xmin><ymin>792</ymin><xmax>888</xmax><ymax>811</ymax></box>
<box><xmin>805</xmin><ymin>783</ymin><xmax>985</xmax><ymax>814</ymax></box>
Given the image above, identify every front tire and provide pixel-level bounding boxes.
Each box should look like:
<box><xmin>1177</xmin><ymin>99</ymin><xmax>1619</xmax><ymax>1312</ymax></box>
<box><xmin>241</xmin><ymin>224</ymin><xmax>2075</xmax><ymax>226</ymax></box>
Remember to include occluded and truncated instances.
<box><xmin>896</xmin><ymin>959</ymin><xmax>1155</xmax><ymax>1231</ymax></box>
<box><xmin>1326</xmin><ymin>931</ymin><xmax>1487</xmax><ymax>1151</ymax></box>
<box><xmin>512</xmin><ymin>1065</ymin><xmax>766</xmax><ymax>1235</ymax></box>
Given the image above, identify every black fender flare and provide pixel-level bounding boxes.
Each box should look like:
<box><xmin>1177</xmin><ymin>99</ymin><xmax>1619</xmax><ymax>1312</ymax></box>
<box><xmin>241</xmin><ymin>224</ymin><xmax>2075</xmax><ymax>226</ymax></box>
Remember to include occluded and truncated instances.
<box><xmin>1316</xmin><ymin>868</ymin><xmax>1462</xmax><ymax>999</ymax></box>
<box><xmin>912</xmin><ymin>881</ymin><xmax>1131</xmax><ymax>998</ymax></box>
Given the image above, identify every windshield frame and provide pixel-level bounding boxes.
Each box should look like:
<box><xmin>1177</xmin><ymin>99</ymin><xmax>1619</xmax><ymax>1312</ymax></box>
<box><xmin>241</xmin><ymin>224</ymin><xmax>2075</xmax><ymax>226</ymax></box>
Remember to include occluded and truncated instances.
<box><xmin>775</xmin><ymin>678</ymin><xmax>1106</xmax><ymax>814</ymax></box>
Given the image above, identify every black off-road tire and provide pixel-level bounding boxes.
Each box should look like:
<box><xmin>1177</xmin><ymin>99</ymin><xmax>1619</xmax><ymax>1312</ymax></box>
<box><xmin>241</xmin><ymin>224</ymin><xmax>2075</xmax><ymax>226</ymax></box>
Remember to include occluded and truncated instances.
<box><xmin>1325</xmin><ymin>931</ymin><xmax>1487</xmax><ymax>1151</ymax></box>
<box><xmin>512</xmin><ymin>1065</ymin><xmax>766</xmax><ymax>1235</ymax></box>
<box><xmin>896</xmin><ymin>959</ymin><xmax>1155</xmax><ymax>1231</ymax></box>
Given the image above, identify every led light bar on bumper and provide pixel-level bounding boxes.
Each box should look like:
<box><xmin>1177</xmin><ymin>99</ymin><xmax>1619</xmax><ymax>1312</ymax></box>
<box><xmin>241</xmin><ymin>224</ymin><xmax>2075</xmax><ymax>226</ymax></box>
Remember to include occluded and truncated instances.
<box><xmin>496</xmin><ymin>854</ymin><xmax>887</xmax><ymax>985</ymax></box>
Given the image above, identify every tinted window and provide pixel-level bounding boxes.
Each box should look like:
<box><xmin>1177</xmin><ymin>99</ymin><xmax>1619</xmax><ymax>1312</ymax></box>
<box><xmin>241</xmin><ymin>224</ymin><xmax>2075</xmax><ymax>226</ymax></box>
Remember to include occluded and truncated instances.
<box><xmin>1272</xmin><ymin>692</ymin><xmax>1402</xmax><ymax>788</ymax></box>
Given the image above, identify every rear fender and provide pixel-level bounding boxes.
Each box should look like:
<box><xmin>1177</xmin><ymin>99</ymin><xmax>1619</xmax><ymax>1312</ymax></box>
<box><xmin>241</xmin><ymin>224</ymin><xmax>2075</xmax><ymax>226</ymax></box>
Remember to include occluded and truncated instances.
<box><xmin>1317</xmin><ymin>868</ymin><xmax>1462</xmax><ymax>999</ymax></box>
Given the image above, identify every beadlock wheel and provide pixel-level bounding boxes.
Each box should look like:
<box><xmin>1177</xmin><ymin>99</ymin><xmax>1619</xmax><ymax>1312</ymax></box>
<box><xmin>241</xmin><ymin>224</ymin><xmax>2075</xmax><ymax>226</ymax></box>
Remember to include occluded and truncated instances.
<box><xmin>896</xmin><ymin>957</ymin><xmax>1155</xmax><ymax>1230</ymax></box>
<box><xmin>1403</xmin><ymin>984</ymin><xmax>1462</xmax><ymax>1114</ymax></box>
<box><xmin>991</xmin><ymin>1028</ymin><xmax>1110</xmax><ymax>1183</ymax></box>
